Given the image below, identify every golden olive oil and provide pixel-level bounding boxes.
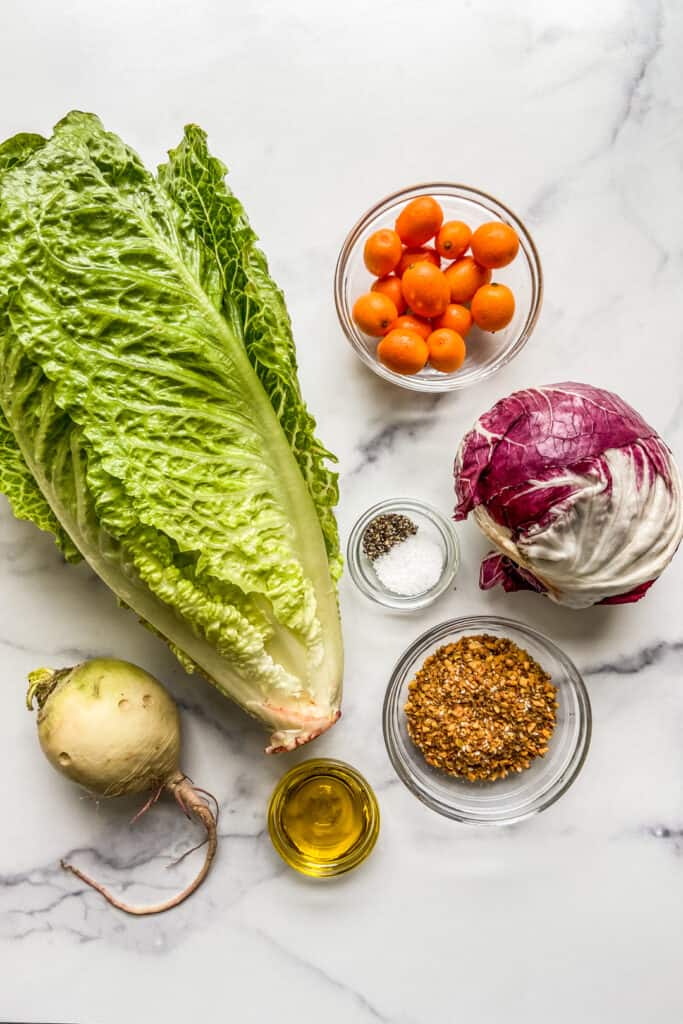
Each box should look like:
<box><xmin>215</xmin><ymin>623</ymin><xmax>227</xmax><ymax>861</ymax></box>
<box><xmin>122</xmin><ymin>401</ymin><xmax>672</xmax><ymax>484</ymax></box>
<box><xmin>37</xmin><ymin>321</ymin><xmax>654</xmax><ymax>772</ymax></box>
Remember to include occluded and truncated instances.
<box><xmin>268</xmin><ymin>759</ymin><xmax>380</xmax><ymax>877</ymax></box>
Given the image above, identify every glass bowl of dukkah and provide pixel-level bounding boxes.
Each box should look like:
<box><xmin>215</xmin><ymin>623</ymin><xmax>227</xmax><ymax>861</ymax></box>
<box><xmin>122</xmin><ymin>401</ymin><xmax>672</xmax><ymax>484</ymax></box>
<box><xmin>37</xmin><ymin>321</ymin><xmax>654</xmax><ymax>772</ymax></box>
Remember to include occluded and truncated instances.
<box><xmin>383</xmin><ymin>616</ymin><xmax>591</xmax><ymax>825</ymax></box>
<box><xmin>334</xmin><ymin>183</ymin><xmax>542</xmax><ymax>393</ymax></box>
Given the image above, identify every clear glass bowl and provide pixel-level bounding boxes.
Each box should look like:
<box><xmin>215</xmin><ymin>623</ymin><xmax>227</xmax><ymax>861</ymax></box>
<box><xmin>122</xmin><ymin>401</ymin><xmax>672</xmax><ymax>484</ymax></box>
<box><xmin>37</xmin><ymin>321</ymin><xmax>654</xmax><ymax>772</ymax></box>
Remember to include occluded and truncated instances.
<box><xmin>346</xmin><ymin>498</ymin><xmax>460</xmax><ymax>611</ymax></box>
<box><xmin>383</xmin><ymin>616</ymin><xmax>591</xmax><ymax>824</ymax></box>
<box><xmin>334</xmin><ymin>183</ymin><xmax>543</xmax><ymax>392</ymax></box>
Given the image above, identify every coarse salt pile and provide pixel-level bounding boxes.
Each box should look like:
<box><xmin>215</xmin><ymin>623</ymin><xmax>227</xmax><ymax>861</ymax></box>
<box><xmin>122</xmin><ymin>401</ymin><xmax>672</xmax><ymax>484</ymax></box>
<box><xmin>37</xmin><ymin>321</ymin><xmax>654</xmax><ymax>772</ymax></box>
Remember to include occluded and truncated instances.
<box><xmin>373</xmin><ymin>533</ymin><xmax>444</xmax><ymax>596</ymax></box>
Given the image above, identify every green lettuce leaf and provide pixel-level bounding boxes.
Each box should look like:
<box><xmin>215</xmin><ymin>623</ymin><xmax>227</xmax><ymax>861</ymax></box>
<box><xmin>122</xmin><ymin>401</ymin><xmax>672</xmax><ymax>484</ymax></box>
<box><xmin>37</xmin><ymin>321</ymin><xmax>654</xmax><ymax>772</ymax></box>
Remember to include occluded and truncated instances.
<box><xmin>0</xmin><ymin>112</ymin><xmax>342</xmax><ymax>750</ymax></box>
<box><xmin>0</xmin><ymin>131</ymin><xmax>81</xmax><ymax>562</ymax></box>
<box><xmin>157</xmin><ymin>126</ymin><xmax>341</xmax><ymax>581</ymax></box>
<box><xmin>0</xmin><ymin>406</ymin><xmax>81</xmax><ymax>562</ymax></box>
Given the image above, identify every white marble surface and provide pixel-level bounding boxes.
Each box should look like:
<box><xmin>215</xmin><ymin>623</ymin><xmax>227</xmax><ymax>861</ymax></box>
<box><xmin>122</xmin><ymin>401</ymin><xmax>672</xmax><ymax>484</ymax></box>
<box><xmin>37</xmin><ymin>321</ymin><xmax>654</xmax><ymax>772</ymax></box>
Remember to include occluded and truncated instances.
<box><xmin>1</xmin><ymin>1</ymin><xmax>682</xmax><ymax>1021</ymax></box>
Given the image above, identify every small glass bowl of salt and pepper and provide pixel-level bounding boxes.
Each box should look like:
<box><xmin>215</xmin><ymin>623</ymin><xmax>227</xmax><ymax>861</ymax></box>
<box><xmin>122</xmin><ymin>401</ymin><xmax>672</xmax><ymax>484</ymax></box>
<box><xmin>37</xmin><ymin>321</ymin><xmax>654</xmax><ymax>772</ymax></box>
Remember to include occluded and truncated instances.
<box><xmin>346</xmin><ymin>498</ymin><xmax>460</xmax><ymax>610</ymax></box>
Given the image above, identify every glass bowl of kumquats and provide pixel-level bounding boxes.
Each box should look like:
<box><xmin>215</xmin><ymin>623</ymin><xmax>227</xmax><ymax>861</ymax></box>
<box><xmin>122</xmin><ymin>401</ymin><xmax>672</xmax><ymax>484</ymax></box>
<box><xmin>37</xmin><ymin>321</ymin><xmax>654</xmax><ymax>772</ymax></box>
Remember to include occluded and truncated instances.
<box><xmin>382</xmin><ymin>616</ymin><xmax>591</xmax><ymax>824</ymax></box>
<box><xmin>334</xmin><ymin>184</ymin><xmax>542</xmax><ymax>392</ymax></box>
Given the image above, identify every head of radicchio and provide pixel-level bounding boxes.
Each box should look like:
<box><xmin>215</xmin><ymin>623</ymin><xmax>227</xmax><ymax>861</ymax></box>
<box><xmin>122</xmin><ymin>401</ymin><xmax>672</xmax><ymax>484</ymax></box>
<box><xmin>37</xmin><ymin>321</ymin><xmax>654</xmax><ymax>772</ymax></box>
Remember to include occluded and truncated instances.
<box><xmin>454</xmin><ymin>382</ymin><xmax>683</xmax><ymax>609</ymax></box>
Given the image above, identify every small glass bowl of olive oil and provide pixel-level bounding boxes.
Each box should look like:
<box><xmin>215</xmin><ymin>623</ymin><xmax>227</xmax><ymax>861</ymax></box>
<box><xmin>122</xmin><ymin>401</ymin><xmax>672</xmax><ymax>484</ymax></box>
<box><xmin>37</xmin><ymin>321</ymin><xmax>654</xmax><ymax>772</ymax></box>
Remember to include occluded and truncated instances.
<box><xmin>267</xmin><ymin>759</ymin><xmax>380</xmax><ymax>877</ymax></box>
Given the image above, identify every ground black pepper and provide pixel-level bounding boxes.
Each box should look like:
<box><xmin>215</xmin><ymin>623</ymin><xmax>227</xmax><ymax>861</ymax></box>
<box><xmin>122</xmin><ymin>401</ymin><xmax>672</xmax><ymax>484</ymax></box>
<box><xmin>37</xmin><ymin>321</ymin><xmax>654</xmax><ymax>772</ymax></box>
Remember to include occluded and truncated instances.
<box><xmin>362</xmin><ymin>513</ymin><xmax>417</xmax><ymax>561</ymax></box>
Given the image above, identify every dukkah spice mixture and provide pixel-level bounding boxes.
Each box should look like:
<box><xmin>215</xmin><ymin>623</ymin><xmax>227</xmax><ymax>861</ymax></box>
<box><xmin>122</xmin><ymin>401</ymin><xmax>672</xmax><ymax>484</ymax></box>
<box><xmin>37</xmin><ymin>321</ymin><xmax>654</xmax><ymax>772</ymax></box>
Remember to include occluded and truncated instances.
<box><xmin>404</xmin><ymin>634</ymin><xmax>558</xmax><ymax>781</ymax></box>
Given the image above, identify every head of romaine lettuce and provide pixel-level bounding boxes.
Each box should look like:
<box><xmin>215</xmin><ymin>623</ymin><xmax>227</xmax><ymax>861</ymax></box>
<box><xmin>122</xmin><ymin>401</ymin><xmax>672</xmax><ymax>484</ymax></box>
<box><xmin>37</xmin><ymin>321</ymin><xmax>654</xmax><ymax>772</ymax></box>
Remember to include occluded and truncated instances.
<box><xmin>0</xmin><ymin>112</ymin><xmax>342</xmax><ymax>750</ymax></box>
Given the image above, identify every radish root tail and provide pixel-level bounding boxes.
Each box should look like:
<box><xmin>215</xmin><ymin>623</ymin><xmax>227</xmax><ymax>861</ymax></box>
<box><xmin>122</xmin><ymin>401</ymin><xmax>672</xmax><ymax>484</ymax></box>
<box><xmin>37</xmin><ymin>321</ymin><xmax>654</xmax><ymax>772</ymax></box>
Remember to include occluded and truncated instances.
<box><xmin>60</xmin><ymin>772</ymin><xmax>217</xmax><ymax>916</ymax></box>
<box><xmin>130</xmin><ymin>784</ymin><xmax>164</xmax><ymax>825</ymax></box>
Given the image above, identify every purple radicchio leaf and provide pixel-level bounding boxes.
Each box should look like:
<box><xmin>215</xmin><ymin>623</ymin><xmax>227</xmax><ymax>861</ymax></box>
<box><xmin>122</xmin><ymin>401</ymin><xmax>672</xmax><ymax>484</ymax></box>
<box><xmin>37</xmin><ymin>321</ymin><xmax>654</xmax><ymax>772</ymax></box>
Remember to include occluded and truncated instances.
<box><xmin>454</xmin><ymin>382</ymin><xmax>669</xmax><ymax>533</ymax></box>
<box><xmin>479</xmin><ymin>553</ymin><xmax>547</xmax><ymax>594</ymax></box>
<box><xmin>599</xmin><ymin>579</ymin><xmax>656</xmax><ymax>605</ymax></box>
